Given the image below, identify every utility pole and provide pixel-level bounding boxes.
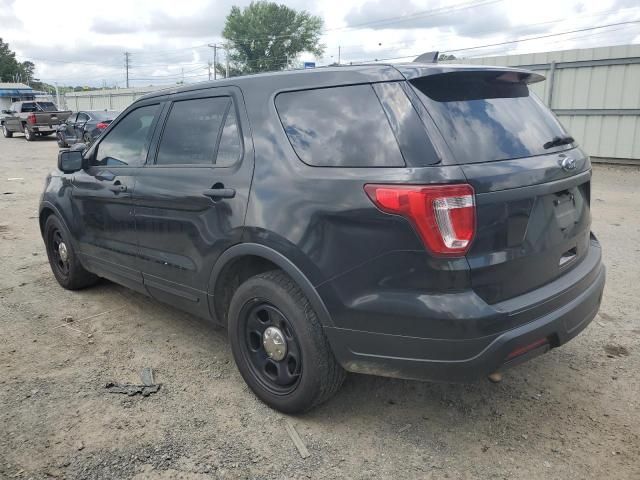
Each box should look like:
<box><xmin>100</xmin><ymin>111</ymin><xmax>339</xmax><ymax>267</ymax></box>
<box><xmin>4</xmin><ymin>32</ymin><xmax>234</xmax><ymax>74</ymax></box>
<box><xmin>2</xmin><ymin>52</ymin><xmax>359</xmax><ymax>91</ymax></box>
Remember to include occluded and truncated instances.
<box><xmin>208</xmin><ymin>44</ymin><xmax>219</xmax><ymax>79</ymax></box>
<box><xmin>207</xmin><ymin>61</ymin><xmax>212</xmax><ymax>81</ymax></box>
<box><xmin>338</xmin><ymin>46</ymin><xmax>341</xmax><ymax>65</ymax></box>
<box><xmin>124</xmin><ymin>52</ymin><xmax>130</xmax><ymax>88</ymax></box>
<box><xmin>225</xmin><ymin>44</ymin><xmax>229</xmax><ymax>78</ymax></box>
<box><xmin>54</xmin><ymin>82</ymin><xmax>60</xmax><ymax>109</ymax></box>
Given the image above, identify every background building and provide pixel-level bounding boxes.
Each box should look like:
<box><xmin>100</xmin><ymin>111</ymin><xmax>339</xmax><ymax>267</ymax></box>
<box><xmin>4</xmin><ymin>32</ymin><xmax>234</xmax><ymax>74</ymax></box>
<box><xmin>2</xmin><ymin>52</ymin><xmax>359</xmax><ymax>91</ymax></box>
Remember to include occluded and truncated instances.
<box><xmin>0</xmin><ymin>83</ymin><xmax>35</xmax><ymax>111</ymax></box>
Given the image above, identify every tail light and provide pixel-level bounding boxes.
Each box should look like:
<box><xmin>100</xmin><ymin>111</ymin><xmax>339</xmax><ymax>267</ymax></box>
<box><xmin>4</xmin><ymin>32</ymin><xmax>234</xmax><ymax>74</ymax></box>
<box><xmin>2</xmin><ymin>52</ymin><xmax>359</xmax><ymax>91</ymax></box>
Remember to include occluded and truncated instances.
<box><xmin>96</xmin><ymin>122</ymin><xmax>109</xmax><ymax>130</ymax></box>
<box><xmin>364</xmin><ymin>184</ymin><xmax>476</xmax><ymax>256</ymax></box>
<box><xmin>27</xmin><ymin>114</ymin><xmax>37</xmax><ymax>125</ymax></box>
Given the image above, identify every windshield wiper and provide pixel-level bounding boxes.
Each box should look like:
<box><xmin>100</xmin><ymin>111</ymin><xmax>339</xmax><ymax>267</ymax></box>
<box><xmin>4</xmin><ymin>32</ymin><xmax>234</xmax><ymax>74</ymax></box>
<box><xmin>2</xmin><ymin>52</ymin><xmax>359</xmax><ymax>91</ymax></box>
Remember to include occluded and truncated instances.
<box><xmin>543</xmin><ymin>135</ymin><xmax>574</xmax><ymax>149</ymax></box>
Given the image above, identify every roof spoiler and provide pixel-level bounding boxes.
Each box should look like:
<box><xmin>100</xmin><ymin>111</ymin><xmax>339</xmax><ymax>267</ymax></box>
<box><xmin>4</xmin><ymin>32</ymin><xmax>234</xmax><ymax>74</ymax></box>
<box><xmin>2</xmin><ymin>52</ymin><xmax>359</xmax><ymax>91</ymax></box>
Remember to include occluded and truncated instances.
<box><xmin>414</xmin><ymin>51</ymin><xmax>439</xmax><ymax>63</ymax></box>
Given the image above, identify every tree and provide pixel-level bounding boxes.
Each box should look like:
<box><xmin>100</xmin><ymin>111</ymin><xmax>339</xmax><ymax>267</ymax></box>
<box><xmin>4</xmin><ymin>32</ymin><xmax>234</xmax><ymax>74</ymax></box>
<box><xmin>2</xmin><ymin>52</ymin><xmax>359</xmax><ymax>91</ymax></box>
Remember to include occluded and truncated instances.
<box><xmin>0</xmin><ymin>38</ymin><xmax>21</xmax><ymax>82</ymax></box>
<box><xmin>220</xmin><ymin>1</ymin><xmax>324</xmax><ymax>76</ymax></box>
<box><xmin>19</xmin><ymin>60</ymin><xmax>35</xmax><ymax>83</ymax></box>
<box><xmin>438</xmin><ymin>54</ymin><xmax>457</xmax><ymax>61</ymax></box>
<box><xmin>0</xmin><ymin>38</ymin><xmax>37</xmax><ymax>84</ymax></box>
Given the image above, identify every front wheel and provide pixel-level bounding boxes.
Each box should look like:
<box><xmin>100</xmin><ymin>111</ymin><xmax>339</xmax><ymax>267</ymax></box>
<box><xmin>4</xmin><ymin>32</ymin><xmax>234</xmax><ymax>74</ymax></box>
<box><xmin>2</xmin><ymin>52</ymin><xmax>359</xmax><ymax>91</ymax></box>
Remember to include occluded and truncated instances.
<box><xmin>228</xmin><ymin>270</ymin><xmax>345</xmax><ymax>413</ymax></box>
<box><xmin>2</xmin><ymin>124</ymin><xmax>12</xmax><ymax>138</ymax></box>
<box><xmin>44</xmin><ymin>216</ymin><xmax>99</xmax><ymax>290</ymax></box>
<box><xmin>24</xmin><ymin>127</ymin><xmax>35</xmax><ymax>141</ymax></box>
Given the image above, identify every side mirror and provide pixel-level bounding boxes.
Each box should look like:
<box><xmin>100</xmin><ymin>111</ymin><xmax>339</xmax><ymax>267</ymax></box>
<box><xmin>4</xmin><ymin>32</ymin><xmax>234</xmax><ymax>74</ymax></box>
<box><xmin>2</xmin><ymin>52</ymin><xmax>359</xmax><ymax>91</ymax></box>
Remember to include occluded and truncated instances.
<box><xmin>58</xmin><ymin>149</ymin><xmax>84</xmax><ymax>173</ymax></box>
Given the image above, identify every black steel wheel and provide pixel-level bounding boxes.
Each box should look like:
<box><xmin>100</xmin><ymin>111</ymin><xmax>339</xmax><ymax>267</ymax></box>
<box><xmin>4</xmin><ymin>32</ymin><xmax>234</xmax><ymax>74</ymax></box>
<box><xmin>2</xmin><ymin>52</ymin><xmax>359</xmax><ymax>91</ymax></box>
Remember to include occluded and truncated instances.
<box><xmin>228</xmin><ymin>270</ymin><xmax>345</xmax><ymax>413</ymax></box>
<box><xmin>43</xmin><ymin>215</ymin><xmax>99</xmax><ymax>290</ymax></box>
<box><xmin>49</xmin><ymin>227</ymin><xmax>70</xmax><ymax>280</ymax></box>
<box><xmin>240</xmin><ymin>301</ymin><xmax>302</xmax><ymax>395</ymax></box>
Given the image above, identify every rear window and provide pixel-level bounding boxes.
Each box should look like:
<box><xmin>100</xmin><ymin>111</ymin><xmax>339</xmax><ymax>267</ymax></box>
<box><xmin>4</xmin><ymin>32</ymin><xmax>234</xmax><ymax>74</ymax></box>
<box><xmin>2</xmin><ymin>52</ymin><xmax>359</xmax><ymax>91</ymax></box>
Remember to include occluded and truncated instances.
<box><xmin>275</xmin><ymin>84</ymin><xmax>405</xmax><ymax>167</ymax></box>
<box><xmin>36</xmin><ymin>102</ymin><xmax>57</xmax><ymax>112</ymax></box>
<box><xmin>410</xmin><ymin>71</ymin><xmax>572</xmax><ymax>164</ymax></box>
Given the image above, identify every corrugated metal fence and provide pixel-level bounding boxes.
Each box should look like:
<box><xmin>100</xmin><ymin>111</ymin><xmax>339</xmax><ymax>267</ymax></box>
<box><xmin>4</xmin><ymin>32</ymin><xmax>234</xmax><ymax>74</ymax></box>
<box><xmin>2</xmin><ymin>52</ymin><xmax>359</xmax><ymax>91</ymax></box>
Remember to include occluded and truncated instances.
<box><xmin>63</xmin><ymin>86</ymin><xmax>164</xmax><ymax>112</ymax></box>
<box><xmin>451</xmin><ymin>44</ymin><xmax>640</xmax><ymax>163</ymax></box>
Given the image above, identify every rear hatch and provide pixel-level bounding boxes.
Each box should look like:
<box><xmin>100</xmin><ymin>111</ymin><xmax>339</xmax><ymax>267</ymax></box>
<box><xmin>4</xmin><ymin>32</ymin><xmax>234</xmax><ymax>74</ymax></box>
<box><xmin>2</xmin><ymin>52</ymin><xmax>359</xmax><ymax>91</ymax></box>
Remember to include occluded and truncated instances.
<box><xmin>409</xmin><ymin>69</ymin><xmax>592</xmax><ymax>304</ymax></box>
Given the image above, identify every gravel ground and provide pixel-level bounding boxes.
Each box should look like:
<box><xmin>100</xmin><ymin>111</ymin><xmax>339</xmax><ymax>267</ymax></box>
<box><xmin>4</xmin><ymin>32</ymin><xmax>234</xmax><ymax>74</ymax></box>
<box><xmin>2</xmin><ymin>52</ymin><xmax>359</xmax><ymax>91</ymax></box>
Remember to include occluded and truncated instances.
<box><xmin>0</xmin><ymin>133</ymin><xmax>639</xmax><ymax>480</ymax></box>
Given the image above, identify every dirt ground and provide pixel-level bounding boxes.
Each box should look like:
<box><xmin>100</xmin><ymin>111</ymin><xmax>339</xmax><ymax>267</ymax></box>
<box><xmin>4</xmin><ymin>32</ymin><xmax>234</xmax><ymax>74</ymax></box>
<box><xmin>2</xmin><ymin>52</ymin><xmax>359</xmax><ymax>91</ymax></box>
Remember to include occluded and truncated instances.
<box><xmin>0</xmin><ymin>133</ymin><xmax>638</xmax><ymax>480</ymax></box>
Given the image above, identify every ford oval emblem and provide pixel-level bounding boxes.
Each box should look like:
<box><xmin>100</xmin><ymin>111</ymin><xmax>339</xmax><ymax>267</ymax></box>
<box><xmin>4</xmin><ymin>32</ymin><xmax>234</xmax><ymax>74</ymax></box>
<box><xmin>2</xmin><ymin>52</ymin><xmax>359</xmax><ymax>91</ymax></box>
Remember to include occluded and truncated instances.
<box><xmin>560</xmin><ymin>156</ymin><xmax>576</xmax><ymax>172</ymax></box>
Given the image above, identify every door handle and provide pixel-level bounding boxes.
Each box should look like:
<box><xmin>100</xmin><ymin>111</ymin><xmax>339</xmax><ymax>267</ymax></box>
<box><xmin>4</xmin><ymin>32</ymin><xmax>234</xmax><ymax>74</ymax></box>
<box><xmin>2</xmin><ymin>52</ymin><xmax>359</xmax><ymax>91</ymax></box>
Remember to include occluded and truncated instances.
<box><xmin>203</xmin><ymin>187</ymin><xmax>235</xmax><ymax>199</ymax></box>
<box><xmin>108</xmin><ymin>181</ymin><xmax>127</xmax><ymax>193</ymax></box>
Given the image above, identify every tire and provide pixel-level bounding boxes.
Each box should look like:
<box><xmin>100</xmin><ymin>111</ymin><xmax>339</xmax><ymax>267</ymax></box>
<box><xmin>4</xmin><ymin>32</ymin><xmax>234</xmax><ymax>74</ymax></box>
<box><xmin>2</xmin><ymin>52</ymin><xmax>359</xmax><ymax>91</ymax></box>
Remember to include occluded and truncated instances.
<box><xmin>228</xmin><ymin>270</ymin><xmax>345</xmax><ymax>413</ymax></box>
<box><xmin>43</xmin><ymin>215</ymin><xmax>99</xmax><ymax>290</ymax></box>
<box><xmin>2</xmin><ymin>124</ymin><xmax>12</xmax><ymax>138</ymax></box>
<box><xmin>24</xmin><ymin>126</ymin><xmax>35</xmax><ymax>141</ymax></box>
<box><xmin>56</xmin><ymin>133</ymin><xmax>68</xmax><ymax>148</ymax></box>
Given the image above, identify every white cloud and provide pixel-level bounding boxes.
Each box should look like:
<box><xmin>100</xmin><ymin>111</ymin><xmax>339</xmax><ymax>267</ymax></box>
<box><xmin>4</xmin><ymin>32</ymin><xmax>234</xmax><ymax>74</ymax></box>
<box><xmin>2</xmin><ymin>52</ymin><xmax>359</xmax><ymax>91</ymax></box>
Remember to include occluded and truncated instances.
<box><xmin>2</xmin><ymin>0</ymin><xmax>639</xmax><ymax>87</ymax></box>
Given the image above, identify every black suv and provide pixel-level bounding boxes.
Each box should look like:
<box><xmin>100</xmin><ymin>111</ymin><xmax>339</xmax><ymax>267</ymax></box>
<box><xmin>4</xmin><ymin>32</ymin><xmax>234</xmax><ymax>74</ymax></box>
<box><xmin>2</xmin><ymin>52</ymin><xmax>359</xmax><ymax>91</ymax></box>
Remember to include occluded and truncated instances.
<box><xmin>40</xmin><ymin>64</ymin><xmax>605</xmax><ymax>413</ymax></box>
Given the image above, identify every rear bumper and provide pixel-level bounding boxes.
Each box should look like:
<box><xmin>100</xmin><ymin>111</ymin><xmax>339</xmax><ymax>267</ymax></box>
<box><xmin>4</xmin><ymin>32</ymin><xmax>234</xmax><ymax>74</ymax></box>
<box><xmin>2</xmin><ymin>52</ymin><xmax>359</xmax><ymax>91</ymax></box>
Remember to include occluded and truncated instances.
<box><xmin>323</xmin><ymin>239</ymin><xmax>605</xmax><ymax>382</ymax></box>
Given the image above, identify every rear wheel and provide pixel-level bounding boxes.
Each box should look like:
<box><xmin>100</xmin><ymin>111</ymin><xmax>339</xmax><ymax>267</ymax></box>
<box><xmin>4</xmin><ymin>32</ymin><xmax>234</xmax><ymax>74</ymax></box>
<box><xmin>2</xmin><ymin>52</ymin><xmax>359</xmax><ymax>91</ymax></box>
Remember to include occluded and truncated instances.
<box><xmin>44</xmin><ymin>216</ymin><xmax>99</xmax><ymax>290</ymax></box>
<box><xmin>2</xmin><ymin>124</ymin><xmax>12</xmax><ymax>138</ymax></box>
<box><xmin>228</xmin><ymin>270</ymin><xmax>345</xmax><ymax>413</ymax></box>
<box><xmin>24</xmin><ymin>126</ymin><xmax>35</xmax><ymax>141</ymax></box>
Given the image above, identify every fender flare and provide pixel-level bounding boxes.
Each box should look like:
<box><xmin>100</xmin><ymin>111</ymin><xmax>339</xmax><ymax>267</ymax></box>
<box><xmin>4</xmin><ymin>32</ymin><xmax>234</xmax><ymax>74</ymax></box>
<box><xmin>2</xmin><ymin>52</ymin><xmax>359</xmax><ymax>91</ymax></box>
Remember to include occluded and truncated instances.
<box><xmin>209</xmin><ymin>243</ymin><xmax>334</xmax><ymax>327</ymax></box>
<box><xmin>39</xmin><ymin>201</ymin><xmax>79</xmax><ymax>249</ymax></box>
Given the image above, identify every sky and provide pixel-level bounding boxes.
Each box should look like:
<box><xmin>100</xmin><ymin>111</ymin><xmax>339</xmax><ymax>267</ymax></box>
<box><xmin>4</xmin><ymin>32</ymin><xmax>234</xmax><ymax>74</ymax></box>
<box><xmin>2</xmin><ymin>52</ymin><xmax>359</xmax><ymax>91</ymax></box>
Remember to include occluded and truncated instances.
<box><xmin>1</xmin><ymin>0</ymin><xmax>639</xmax><ymax>88</ymax></box>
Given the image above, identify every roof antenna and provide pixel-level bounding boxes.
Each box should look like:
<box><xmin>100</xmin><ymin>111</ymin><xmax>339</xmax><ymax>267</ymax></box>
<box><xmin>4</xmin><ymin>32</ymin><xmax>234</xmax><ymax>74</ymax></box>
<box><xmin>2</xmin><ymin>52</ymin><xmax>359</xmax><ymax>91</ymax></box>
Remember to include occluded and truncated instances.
<box><xmin>413</xmin><ymin>51</ymin><xmax>439</xmax><ymax>63</ymax></box>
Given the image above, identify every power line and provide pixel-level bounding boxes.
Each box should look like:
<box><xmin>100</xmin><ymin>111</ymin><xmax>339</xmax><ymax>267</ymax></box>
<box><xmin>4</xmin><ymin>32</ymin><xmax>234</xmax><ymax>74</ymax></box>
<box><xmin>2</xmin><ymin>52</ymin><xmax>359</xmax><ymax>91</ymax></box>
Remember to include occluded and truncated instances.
<box><xmin>352</xmin><ymin>20</ymin><xmax>640</xmax><ymax>63</ymax></box>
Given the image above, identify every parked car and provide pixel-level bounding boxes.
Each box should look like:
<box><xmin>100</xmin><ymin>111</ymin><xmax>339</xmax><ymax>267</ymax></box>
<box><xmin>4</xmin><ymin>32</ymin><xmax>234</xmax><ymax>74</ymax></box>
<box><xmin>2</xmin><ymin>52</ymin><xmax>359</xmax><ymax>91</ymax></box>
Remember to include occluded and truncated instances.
<box><xmin>1</xmin><ymin>101</ymin><xmax>71</xmax><ymax>140</ymax></box>
<box><xmin>56</xmin><ymin>110</ymin><xmax>119</xmax><ymax>148</ymax></box>
<box><xmin>39</xmin><ymin>64</ymin><xmax>605</xmax><ymax>413</ymax></box>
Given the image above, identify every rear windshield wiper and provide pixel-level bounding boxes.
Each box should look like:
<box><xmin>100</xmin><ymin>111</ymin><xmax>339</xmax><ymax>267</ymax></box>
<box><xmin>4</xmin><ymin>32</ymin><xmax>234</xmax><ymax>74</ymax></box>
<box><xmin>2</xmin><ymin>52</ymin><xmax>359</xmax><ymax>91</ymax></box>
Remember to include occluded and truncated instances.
<box><xmin>543</xmin><ymin>135</ymin><xmax>574</xmax><ymax>149</ymax></box>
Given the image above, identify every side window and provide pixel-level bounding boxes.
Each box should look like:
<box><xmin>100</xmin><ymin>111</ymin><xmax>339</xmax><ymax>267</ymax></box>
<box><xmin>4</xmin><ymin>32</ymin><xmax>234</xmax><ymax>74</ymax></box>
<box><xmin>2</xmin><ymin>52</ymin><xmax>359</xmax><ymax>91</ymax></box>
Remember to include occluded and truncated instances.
<box><xmin>66</xmin><ymin>113</ymin><xmax>78</xmax><ymax>124</ymax></box>
<box><xmin>93</xmin><ymin>104</ymin><xmax>159</xmax><ymax>167</ymax></box>
<box><xmin>156</xmin><ymin>96</ymin><xmax>240</xmax><ymax>166</ymax></box>
<box><xmin>77</xmin><ymin>112</ymin><xmax>89</xmax><ymax>122</ymax></box>
<box><xmin>21</xmin><ymin>102</ymin><xmax>37</xmax><ymax>113</ymax></box>
<box><xmin>275</xmin><ymin>84</ymin><xmax>405</xmax><ymax>167</ymax></box>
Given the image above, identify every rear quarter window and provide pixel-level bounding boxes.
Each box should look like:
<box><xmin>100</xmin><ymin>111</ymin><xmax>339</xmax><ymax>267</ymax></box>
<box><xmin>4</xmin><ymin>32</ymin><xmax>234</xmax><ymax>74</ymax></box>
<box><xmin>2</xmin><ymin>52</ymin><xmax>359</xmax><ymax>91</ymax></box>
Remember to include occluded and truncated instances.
<box><xmin>275</xmin><ymin>84</ymin><xmax>405</xmax><ymax>167</ymax></box>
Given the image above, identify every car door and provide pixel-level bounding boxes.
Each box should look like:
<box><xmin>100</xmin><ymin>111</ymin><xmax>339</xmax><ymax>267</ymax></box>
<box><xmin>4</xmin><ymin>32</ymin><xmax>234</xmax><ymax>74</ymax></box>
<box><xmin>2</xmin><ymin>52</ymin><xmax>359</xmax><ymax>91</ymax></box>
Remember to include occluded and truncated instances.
<box><xmin>5</xmin><ymin>103</ymin><xmax>22</xmax><ymax>130</ymax></box>
<box><xmin>71</xmin><ymin>102</ymin><xmax>162</xmax><ymax>293</ymax></box>
<box><xmin>62</xmin><ymin>112</ymin><xmax>78</xmax><ymax>143</ymax></box>
<box><xmin>75</xmin><ymin>112</ymin><xmax>90</xmax><ymax>142</ymax></box>
<box><xmin>134</xmin><ymin>87</ymin><xmax>254</xmax><ymax>319</ymax></box>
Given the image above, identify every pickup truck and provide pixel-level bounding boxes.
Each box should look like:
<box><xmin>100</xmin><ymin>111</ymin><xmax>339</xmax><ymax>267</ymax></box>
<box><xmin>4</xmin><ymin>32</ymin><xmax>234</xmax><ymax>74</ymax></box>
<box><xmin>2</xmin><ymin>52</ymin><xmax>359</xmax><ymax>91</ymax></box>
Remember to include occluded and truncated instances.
<box><xmin>1</xmin><ymin>101</ymin><xmax>72</xmax><ymax>141</ymax></box>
